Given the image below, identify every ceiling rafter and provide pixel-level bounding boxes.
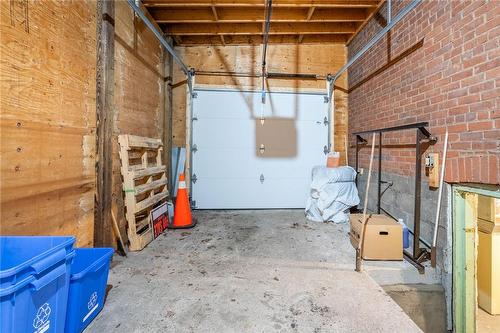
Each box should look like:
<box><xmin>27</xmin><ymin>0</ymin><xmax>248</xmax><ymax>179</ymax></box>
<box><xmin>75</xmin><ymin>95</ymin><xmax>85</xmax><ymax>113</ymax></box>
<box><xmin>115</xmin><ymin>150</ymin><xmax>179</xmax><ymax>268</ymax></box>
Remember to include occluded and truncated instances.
<box><xmin>143</xmin><ymin>0</ymin><xmax>380</xmax><ymax>8</ymax></box>
<box><xmin>152</xmin><ymin>8</ymin><xmax>367</xmax><ymax>23</ymax></box>
<box><xmin>142</xmin><ymin>0</ymin><xmax>382</xmax><ymax>45</ymax></box>
<box><xmin>163</xmin><ymin>22</ymin><xmax>358</xmax><ymax>35</ymax></box>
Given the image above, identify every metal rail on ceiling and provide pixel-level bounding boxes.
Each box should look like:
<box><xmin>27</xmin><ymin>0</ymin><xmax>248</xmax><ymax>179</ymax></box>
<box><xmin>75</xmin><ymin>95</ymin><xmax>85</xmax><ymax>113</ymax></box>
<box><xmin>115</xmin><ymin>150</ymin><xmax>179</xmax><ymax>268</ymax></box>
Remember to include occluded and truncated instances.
<box><xmin>328</xmin><ymin>0</ymin><xmax>420</xmax><ymax>90</ymax></box>
<box><xmin>325</xmin><ymin>0</ymin><xmax>421</xmax><ymax>150</ymax></box>
<box><xmin>127</xmin><ymin>0</ymin><xmax>194</xmax><ymax>96</ymax></box>
<box><xmin>261</xmin><ymin>0</ymin><xmax>273</xmax><ymax>103</ymax></box>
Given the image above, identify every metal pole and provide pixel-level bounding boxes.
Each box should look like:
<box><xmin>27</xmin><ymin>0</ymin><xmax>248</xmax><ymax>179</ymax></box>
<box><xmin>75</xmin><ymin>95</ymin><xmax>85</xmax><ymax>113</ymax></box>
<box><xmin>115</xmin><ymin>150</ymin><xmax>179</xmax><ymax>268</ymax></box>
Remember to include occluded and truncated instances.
<box><xmin>355</xmin><ymin>136</ymin><xmax>359</xmax><ymax>187</ymax></box>
<box><xmin>431</xmin><ymin>130</ymin><xmax>448</xmax><ymax>267</ymax></box>
<box><xmin>413</xmin><ymin>128</ymin><xmax>423</xmax><ymax>259</ymax></box>
<box><xmin>357</xmin><ymin>133</ymin><xmax>377</xmax><ymax>272</ymax></box>
<box><xmin>261</xmin><ymin>0</ymin><xmax>273</xmax><ymax>104</ymax></box>
<box><xmin>127</xmin><ymin>0</ymin><xmax>193</xmax><ymax>97</ymax></box>
<box><xmin>327</xmin><ymin>0</ymin><xmax>421</xmax><ymax>100</ymax></box>
<box><xmin>377</xmin><ymin>132</ymin><xmax>382</xmax><ymax>214</ymax></box>
<box><xmin>387</xmin><ymin>0</ymin><xmax>392</xmax><ymax>23</ymax></box>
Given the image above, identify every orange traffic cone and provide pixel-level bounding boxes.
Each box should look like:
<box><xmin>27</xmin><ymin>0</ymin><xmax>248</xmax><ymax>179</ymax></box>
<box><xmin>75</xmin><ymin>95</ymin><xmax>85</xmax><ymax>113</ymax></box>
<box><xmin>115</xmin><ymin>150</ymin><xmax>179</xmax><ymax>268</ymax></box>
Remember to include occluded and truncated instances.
<box><xmin>169</xmin><ymin>174</ymin><xmax>196</xmax><ymax>229</ymax></box>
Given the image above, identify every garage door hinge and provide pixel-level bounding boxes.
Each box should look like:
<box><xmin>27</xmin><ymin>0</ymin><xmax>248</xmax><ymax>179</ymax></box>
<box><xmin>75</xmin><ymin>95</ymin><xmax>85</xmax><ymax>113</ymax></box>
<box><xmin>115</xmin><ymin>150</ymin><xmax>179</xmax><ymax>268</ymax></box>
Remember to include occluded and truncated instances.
<box><xmin>323</xmin><ymin>96</ymin><xmax>329</xmax><ymax>103</ymax></box>
<box><xmin>323</xmin><ymin>117</ymin><xmax>328</xmax><ymax>126</ymax></box>
<box><xmin>260</xmin><ymin>174</ymin><xmax>265</xmax><ymax>184</ymax></box>
<box><xmin>323</xmin><ymin>145</ymin><xmax>329</xmax><ymax>155</ymax></box>
<box><xmin>192</xmin><ymin>116</ymin><xmax>198</xmax><ymax>121</ymax></box>
<box><xmin>192</xmin><ymin>174</ymin><xmax>197</xmax><ymax>183</ymax></box>
<box><xmin>192</xmin><ymin>92</ymin><xmax>198</xmax><ymax>98</ymax></box>
<box><xmin>192</xmin><ymin>144</ymin><xmax>198</xmax><ymax>153</ymax></box>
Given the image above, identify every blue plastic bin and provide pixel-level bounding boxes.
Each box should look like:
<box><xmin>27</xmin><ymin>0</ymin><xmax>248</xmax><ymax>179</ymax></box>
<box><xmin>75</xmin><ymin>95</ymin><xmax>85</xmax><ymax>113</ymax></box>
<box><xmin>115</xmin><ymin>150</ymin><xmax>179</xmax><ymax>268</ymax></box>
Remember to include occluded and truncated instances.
<box><xmin>65</xmin><ymin>248</ymin><xmax>114</xmax><ymax>333</ymax></box>
<box><xmin>0</xmin><ymin>236</ymin><xmax>76</xmax><ymax>333</ymax></box>
<box><xmin>1</xmin><ymin>236</ymin><xmax>75</xmax><ymax>288</ymax></box>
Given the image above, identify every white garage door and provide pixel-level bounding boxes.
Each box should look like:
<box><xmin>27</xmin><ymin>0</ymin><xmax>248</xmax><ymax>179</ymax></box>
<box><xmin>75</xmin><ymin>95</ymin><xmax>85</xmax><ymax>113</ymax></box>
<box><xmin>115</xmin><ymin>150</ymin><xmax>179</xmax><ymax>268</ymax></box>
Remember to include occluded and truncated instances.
<box><xmin>191</xmin><ymin>89</ymin><xmax>328</xmax><ymax>209</ymax></box>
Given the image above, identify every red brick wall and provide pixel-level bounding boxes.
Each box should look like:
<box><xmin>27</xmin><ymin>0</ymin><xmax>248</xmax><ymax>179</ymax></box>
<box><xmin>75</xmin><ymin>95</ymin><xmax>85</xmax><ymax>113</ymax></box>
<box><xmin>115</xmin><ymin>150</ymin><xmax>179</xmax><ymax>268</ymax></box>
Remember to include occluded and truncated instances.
<box><xmin>348</xmin><ymin>0</ymin><xmax>499</xmax><ymax>184</ymax></box>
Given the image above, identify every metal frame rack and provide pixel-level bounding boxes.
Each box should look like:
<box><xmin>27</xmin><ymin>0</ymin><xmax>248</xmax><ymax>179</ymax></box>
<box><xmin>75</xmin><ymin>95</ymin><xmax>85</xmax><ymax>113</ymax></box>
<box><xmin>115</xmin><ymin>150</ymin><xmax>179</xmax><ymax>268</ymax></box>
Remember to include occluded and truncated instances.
<box><xmin>353</xmin><ymin>122</ymin><xmax>437</xmax><ymax>273</ymax></box>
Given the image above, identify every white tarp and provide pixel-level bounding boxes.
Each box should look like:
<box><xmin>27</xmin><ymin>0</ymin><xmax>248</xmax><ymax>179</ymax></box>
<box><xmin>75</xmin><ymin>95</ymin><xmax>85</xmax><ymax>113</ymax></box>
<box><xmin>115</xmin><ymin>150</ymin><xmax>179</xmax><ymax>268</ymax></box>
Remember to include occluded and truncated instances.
<box><xmin>305</xmin><ymin>166</ymin><xmax>360</xmax><ymax>223</ymax></box>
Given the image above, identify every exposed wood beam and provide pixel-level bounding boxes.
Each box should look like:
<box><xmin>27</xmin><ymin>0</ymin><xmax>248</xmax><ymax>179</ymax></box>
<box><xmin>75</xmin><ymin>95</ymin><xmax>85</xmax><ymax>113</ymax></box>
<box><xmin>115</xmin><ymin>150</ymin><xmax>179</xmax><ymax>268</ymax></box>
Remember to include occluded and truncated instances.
<box><xmin>211</xmin><ymin>5</ymin><xmax>219</xmax><ymax>21</ymax></box>
<box><xmin>151</xmin><ymin>7</ymin><xmax>366</xmax><ymax>23</ymax></box>
<box><xmin>177</xmin><ymin>34</ymin><xmax>348</xmax><ymax>45</ymax></box>
<box><xmin>299</xmin><ymin>6</ymin><xmax>316</xmax><ymax>43</ymax></box>
<box><xmin>172</xmin><ymin>35</ymin><xmax>182</xmax><ymax>45</ymax></box>
<box><xmin>312</xmin><ymin>7</ymin><xmax>366</xmax><ymax>20</ymax></box>
<box><xmin>163</xmin><ymin>22</ymin><xmax>357</xmax><ymax>35</ymax></box>
<box><xmin>220</xmin><ymin>34</ymin><xmax>226</xmax><ymax>45</ymax></box>
<box><xmin>306</xmin><ymin>6</ymin><xmax>316</xmax><ymax>20</ymax></box>
<box><xmin>95</xmin><ymin>0</ymin><xmax>115</xmax><ymax>247</ymax></box>
<box><xmin>143</xmin><ymin>0</ymin><xmax>380</xmax><ymax>8</ymax></box>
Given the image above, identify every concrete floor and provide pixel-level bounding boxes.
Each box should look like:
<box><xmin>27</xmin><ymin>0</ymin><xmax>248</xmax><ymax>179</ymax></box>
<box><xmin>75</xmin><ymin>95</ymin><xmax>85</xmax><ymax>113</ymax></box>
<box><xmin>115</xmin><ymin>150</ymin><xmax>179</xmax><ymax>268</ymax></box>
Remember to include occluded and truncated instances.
<box><xmin>477</xmin><ymin>307</ymin><xmax>500</xmax><ymax>333</ymax></box>
<box><xmin>88</xmin><ymin>210</ymin><xmax>422</xmax><ymax>333</ymax></box>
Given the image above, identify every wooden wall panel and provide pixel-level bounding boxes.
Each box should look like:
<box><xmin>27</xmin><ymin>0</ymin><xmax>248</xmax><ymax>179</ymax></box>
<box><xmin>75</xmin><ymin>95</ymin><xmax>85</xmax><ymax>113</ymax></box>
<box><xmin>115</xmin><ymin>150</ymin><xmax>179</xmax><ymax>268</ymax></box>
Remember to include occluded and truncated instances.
<box><xmin>172</xmin><ymin>44</ymin><xmax>348</xmax><ymax>164</ymax></box>
<box><xmin>0</xmin><ymin>0</ymin><xmax>97</xmax><ymax>246</ymax></box>
<box><xmin>113</xmin><ymin>1</ymin><xmax>165</xmax><ymax>242</ymax></box>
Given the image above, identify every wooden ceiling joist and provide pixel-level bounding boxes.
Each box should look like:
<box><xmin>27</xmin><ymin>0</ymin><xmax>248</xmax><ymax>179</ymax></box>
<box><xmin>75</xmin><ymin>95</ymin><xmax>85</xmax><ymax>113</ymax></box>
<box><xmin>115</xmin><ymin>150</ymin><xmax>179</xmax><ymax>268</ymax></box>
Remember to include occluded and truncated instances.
<box><xmin>177</xmin><ymin>34</ymin><xmax>348</xmax><ymax>45</ymax></box>
<box><xmin>143</xmin><ymin>0</ymin><xmax>382</xmax><ymax>45</ymax></box>
<box><xmin>164</xmin><ymin>22</ymin><xmax>358</xmax><ymax>35</ymax></box>
<box><xmin>152</xmin><ymin>7</ymin><xmax>367</xmax><ymax>23</ymax></box>
<box><xmin>143</xmin><ymin>0</ymin><xmax>379</xmax><ymax>8</ymax></box>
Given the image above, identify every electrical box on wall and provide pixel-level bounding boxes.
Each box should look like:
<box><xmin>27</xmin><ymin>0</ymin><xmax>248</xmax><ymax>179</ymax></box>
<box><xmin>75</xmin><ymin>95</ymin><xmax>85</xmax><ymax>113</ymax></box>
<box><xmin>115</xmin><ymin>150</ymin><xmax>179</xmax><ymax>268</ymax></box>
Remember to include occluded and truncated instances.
<box><xmin>425</xmin><ymin>153</ymin><xmax>440</xmax><ymax>188</ymax></box>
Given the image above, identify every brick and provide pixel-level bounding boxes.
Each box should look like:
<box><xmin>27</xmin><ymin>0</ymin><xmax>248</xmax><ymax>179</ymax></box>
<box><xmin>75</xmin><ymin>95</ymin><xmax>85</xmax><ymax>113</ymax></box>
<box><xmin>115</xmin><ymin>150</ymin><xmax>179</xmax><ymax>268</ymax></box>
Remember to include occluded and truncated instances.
<box><xmin>480</xmin><ymin>157</ymin><xmax>489</xmax><ymax>184</ymax></box>
<box><xmin>349</xmin><ymin>0</ymin><xmax>497</xmax><ymax>185</ymax></box>
<box><xmin>468</xmin><ymin>121</ymin><xmax>493</xmax><ymax>132</ymax></box>
<box><xmin>488</xmin><ymin>155</ymin><xmax>499</xmax><ymax>184</ymax></box>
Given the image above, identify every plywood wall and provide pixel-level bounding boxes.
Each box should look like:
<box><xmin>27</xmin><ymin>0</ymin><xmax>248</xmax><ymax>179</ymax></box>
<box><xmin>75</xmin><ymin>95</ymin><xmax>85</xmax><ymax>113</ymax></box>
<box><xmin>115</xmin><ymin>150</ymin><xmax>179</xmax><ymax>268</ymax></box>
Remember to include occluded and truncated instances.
<box><xmin>0</xmin><ymin>1</ymin><xmax>97</xmax><ymax>246</ymax></box>
<box><xmin>172</xmin><ymin>44</ymin><xmax>348</xmax><ymax>163</ymax></box>
<box><xmin>112</xmin><ymin>1</ymin><xmax>166</xmax><ymax>242</ymax></box>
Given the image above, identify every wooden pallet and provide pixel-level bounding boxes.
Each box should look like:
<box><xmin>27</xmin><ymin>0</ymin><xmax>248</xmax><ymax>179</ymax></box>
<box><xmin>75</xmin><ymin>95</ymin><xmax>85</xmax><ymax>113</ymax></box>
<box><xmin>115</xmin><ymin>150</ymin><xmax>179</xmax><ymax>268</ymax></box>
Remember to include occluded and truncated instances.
<box><xmin>118</xmin><ymin>134</ymin><xmax>168</xmax><ymax>251</ymax></box>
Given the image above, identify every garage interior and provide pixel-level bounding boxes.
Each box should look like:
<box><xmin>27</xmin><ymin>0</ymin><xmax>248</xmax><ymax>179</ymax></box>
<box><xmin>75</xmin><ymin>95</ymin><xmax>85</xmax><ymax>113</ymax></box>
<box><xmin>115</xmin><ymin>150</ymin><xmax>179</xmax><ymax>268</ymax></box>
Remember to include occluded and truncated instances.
<box><xmin>1</xmin><ymin>0</ymin><xmax>499</xmax><ymax>332</ymax></box>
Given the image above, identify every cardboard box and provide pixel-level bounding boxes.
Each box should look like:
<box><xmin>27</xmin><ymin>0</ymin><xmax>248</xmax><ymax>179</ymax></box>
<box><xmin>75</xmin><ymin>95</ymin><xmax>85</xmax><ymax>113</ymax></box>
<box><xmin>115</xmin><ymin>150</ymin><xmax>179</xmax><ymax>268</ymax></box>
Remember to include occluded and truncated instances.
<box><xmin>349</xmin><ymin>214</ymin><xmax>403</xmax><ymax>260</ymax></box>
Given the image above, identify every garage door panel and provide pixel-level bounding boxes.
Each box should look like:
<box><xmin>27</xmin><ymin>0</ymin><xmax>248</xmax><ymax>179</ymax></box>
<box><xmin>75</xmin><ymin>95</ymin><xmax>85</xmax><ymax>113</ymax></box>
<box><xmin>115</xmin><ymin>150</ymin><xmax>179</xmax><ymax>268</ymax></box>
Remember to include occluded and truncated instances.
<box><xmin>193</xmin><ymin>148</ymin><xmax>262</xmax><ymax>179</ymax></box>
<box><xmin>192</xmin><ymin>177</ymin><xmax>309</xmax><ymax>209</ymax></box>
<box><xmin>192</xmin><ymin>89</ymin><xmax>327</xmax><ymax>209</ymax></box>
<box><xmin>263</xmin><ymin>93</ymin><xmax>327</xmax><ymax>121</ymax></box>
<box><xmin>194</xmin><ymin>90</ymin><xmax>260</xmax><ymax>119</ymax></box>
<box><xmin>193</xmin><ymin>118</ymin><xmax>255</xmax><ymax>148</ymax></box>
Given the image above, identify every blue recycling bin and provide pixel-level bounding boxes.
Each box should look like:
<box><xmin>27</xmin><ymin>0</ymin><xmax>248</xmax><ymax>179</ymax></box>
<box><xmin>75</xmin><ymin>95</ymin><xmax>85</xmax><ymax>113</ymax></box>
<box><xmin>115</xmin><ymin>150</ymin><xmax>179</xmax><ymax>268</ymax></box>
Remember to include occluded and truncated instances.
<box><xmin>0</xmin><ymin>236</ymin><xmax>76</xmax><ymax>333</ymax></box>
<box><xmin>65</xmin><ymin>248</ymin><xmax>114</xmax><ymax>333</ymax></box>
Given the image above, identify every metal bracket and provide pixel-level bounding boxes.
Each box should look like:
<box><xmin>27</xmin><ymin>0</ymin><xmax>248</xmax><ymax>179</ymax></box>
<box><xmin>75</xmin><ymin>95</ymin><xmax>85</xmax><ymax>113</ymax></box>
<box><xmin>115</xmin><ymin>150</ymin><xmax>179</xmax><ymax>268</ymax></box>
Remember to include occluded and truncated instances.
<box><xmin>192</xmin><ymin>174</ymin><xmax>197</xmax><ymax>184</ymax></box>
<box><xmin>192</xmin><ymin>91</ymin><xmax>198</xmax><ymax>99</ymax></box>
<box><xmin>323</xmin><ymin>145</ymin><xmax>329</xmax><ymax>155</ymax></box>
<box><xmin>356</xmin><ymin>135</ymin><xmax>368</xmax><ymax>145</ymax></box>
<box><xmin>323</xmin><ymin>96</ymin><xmax>329</xmax><ymax>103</ymax></box>
<box><xmin>323</xmin><ymin>116</ymin><xmax>329</xmax><ymax>126</ymax></box>
<box><xmin>192</xmin><ymin>116</ymin><xmax>198</xmax><ymax>121</ymax></box>
<box><xmin>260</xmin><ymin>174</ymin><xmax>265</xmax><ymax>184</ymax></box>
<box><xmin>192</xmin><ymin>144</ymin><xmax>198</xmax><ymax>153</ymax></box>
